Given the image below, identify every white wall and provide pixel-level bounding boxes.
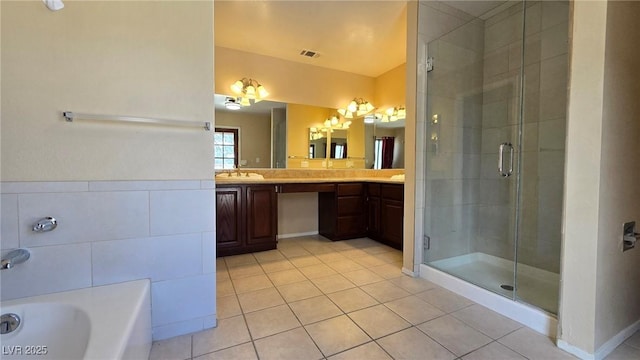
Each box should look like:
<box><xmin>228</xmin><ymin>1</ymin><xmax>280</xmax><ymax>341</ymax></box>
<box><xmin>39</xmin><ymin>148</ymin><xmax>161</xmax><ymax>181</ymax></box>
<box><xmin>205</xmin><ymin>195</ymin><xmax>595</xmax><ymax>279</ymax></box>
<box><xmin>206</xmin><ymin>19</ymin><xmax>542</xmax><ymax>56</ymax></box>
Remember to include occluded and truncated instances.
<box><xmin>0</xmin><ymin>1</ymin><xmax>216</xmax><ymax>341</ymax></box>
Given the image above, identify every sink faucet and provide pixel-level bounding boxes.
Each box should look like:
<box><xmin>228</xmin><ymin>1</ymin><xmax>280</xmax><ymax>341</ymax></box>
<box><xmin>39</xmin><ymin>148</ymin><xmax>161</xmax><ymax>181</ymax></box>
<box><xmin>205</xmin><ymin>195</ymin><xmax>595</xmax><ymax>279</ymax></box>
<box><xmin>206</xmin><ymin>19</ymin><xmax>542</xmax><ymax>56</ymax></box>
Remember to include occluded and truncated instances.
<box><xmin>1</xmin><ymin>249</ymin><xmax>30</xmax><ymax>270</ymax></box>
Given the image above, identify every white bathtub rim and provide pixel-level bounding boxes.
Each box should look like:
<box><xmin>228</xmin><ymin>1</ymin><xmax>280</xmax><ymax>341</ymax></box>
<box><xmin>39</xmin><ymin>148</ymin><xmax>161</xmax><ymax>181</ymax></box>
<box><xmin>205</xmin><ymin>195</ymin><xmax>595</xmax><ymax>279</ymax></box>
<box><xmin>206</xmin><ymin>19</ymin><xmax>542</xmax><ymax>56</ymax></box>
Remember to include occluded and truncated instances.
<box><xmin>0</xmin><ymin>279</ymin><xmax>151</xmax><ymax>360</ymax></box>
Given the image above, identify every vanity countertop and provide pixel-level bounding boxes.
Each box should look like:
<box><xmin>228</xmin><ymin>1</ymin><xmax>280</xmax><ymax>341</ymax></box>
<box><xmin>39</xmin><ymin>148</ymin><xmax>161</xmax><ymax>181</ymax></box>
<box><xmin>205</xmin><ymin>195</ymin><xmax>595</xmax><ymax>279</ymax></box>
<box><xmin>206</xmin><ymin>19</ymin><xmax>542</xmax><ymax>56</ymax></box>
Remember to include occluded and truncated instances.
<box><xmin>214</xmin><ymin>177</ymin><xmax>404</xmax><ymax>185</ymax></box>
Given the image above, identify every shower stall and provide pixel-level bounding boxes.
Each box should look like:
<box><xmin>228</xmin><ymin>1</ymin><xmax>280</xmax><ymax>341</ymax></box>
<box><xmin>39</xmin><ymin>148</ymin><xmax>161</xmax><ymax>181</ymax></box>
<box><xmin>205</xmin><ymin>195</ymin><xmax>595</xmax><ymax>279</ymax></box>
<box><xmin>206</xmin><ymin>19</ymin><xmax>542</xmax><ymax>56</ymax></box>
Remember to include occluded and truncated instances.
<box><xmin>421</xmin><ymin>0</ymin><xmax>569</xmax><ymax>316</ymax></box>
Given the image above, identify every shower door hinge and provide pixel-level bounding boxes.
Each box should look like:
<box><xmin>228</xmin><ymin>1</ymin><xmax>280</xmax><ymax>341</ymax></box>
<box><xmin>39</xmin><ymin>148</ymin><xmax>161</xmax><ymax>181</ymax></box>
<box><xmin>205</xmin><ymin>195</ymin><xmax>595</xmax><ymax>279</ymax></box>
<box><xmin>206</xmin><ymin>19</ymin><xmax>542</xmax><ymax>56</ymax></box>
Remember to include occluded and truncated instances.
<box><xmin>426</xmin><ymin>57</ymin><xmax>434</xmax><ymax>72</ymax></box>
<box><xmin>424</xmin><ymin>235</ymin><xmax>431</xmax><ymax>250</ymax></box>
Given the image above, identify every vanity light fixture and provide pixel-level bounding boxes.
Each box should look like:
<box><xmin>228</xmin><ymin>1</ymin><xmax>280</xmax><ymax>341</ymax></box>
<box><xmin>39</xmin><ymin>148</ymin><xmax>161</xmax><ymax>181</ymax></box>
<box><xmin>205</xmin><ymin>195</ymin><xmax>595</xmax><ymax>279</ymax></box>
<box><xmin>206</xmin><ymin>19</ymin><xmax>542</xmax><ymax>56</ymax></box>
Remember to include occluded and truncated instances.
<box><xmin>378</xmin><ymin>106</ymin><xmax>406</xmax><ymax>122</ymax></box>
<box><xmin>323</xmin><ymin>115</ymin><xmax>352</xmax><ymax>130</ymax></box>
<box><xmin>229</xmin><ymin>78</ymin><xmax>269</xmax><ymax>107</ymax></box>
<box><xmin>338</xmin><ymin>98</ymin><xmax>375</xmax><ymax>118</ymax></box>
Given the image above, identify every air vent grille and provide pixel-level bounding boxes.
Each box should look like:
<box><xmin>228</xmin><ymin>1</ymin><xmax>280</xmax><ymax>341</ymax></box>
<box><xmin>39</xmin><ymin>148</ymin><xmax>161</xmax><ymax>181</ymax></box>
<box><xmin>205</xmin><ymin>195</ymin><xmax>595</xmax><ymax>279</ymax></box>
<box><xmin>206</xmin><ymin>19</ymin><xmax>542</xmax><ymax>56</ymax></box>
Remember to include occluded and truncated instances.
<box><xmin>299</xmin><ymin>49</ymin><xmax>320</xmax><ymax>58</ymax></box>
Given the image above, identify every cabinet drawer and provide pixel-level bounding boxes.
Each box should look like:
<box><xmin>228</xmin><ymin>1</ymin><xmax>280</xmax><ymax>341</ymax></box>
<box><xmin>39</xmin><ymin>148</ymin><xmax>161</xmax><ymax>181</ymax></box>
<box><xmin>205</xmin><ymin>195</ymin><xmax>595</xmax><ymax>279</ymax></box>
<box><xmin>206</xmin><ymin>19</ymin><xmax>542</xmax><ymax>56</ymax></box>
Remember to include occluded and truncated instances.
<box><xmin>381</xmin><ymin>184</ymin><xmax>404</xmax><ymax>201</ymax></box>
<box><xmin>337</xmin><ymin>183</ymin><xmax>363</xmax><ymax>196</ymax></box>
<box><xmin>337</xmin><ymin>215</ymin><xmax>364</xmax><ymax>235</ymax></box>
<box><xmin>337</xmin><ymin>196</ymin><xmax>363</xmax><ymax>216</ymax></box>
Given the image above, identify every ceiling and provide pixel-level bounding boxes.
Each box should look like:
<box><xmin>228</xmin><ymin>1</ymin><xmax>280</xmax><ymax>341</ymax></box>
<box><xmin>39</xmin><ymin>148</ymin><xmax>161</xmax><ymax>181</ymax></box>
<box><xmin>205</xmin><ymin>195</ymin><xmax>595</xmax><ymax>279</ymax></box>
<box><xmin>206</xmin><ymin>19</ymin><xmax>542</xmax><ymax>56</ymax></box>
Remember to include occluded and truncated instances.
<box><xmin>214</xmin><ymin>1</ymin><xmax>407</xmax><ymax>78</ymax></box>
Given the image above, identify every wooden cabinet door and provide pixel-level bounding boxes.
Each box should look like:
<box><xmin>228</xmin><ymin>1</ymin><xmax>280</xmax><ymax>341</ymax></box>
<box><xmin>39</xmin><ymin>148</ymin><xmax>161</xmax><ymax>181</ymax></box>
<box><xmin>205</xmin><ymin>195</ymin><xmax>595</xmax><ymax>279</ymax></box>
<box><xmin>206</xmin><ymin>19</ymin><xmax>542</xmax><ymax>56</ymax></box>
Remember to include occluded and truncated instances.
<box><xmin>246</xmin><ymin>185</ymin><xmax>277</xmax><ymax>245</ymax></box>
<box><xmin>367</xmin><ymin>196</ymin><xmax>381</xmax><ymax>238</ymax></box>
<box><xmin>381</xmin><ymin>199</ymin><xmax>404</xmax><ymax>250</ymax></box>
<box><xmin>216</xmin><ymin>187</ymin><xmax>243</xmax><ymax>250</ymax></box>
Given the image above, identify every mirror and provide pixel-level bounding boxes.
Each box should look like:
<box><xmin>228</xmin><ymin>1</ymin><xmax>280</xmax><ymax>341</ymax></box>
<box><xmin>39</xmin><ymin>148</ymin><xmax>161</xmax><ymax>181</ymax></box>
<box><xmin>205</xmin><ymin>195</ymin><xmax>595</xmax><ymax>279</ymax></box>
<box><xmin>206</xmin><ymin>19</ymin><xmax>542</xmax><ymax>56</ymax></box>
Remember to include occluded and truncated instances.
<box><xmin>309</xmin><ymin>128</ymin><xmax>326</xmax><ymax>159</ymax></box>
<box><xmin>214</xmin><ymin>94</ymin><xmax>404</xmax><ymax>169</ymax></box>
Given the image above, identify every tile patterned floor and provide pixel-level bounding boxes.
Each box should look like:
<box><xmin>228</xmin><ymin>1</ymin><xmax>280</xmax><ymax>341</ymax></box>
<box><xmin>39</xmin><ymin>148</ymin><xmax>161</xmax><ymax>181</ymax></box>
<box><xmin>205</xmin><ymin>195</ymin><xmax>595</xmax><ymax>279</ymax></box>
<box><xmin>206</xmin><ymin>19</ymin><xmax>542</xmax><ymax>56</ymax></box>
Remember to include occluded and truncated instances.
<box><xmin>149</xmin><ymin>235</ymin><xmax>640</xmax><ymax>360</ymax></box>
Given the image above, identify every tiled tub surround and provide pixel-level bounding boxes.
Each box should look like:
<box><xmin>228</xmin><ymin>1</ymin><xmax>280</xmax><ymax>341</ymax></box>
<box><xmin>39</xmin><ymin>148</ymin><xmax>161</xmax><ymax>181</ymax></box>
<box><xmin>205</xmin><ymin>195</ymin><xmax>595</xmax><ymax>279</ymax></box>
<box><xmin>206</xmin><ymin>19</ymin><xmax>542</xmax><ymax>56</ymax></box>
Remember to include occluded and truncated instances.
<box><xmin>0</xmin><ymin>180</ymin><xmax>216</xmax><ymax>340</ymax></box>
<box><xmin>148</xmin><ymin>236</ymin><xmax>591</xmax><ymax>360</ymax></box>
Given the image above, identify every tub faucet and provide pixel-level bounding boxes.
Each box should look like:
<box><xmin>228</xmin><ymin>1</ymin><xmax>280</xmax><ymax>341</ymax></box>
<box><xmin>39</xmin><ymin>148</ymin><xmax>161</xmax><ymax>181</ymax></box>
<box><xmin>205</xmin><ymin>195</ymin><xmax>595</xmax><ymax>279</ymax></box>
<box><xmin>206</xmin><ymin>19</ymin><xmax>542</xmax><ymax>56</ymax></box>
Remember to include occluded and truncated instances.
<box><xmin>1</xmin><ymin>249</ymin><xmax>30</xmax><ymax>270</ymax></box>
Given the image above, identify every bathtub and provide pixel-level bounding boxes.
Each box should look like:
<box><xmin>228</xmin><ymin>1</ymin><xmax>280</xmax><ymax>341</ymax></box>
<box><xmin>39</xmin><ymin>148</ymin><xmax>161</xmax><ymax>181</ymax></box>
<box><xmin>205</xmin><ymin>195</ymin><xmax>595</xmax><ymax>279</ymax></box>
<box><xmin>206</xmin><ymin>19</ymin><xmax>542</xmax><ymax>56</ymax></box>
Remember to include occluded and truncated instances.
<box><xmin>0</xmin><ymin>279</ymin><xmax>151</xmax><ymax>360</ymax></box>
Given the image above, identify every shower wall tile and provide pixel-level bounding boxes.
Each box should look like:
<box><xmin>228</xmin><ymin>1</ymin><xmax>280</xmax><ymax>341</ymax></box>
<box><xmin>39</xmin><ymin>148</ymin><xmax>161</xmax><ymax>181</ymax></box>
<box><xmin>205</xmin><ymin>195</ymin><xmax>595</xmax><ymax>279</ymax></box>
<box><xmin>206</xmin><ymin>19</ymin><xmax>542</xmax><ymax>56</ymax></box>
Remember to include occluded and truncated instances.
<box><xmin>484</xmin><ymin>11</ymin><xmax>522</xmax><ymax>53</ymax></box>
<box><xmin>541</xmin><ymin>1</ymin><xmax>569</xmax><ymax>30</ymax></box>
<box><xmin>202</xmin><ymin>231</ymin><xmax>216</xmax><ymax>274</ymax></box>
<box><xmin>483</xmin><ymin>46</ymin><xmax>510</xmax><ymax>78</ymax></box>
<box><xmin>541</xmin><ymin>23</ymin><xmax>569</xmax><ymax>60</ymax></box>
<box><xmin>19</xmin><ymin>191</ymin><xmax>149</xmax><ymax>247</ymax></box>
<box><xmin>482</xmin><ymin>100</ymin><xmax>509</xmax><ymax>129</ymax></box>
<box><xmin>525</xmin><ymin>2</ymin><xmax>542</xmax><ymax>36</ymax></box>
<box><xmin>151</xmin><ymin>273</ymin><xmax>216</xmax><ymax>327</ymax></box>
<box><xmin>539</xmin><ymin>85</ymin><xmax>567</xmax><ymax>121</ymax></box>
<box><xmin>0</xmin><ymin>243</ymin><xmax>92</xmax><ymax>300</ymax></box>
<box><xmin>150</xmin><ymin>190</ymin><xmax>215</xmax><ymax>236</ymax></box>
<box><xmin>89</xmin><ymin>180</ymin><xmax>200</xmax><ymax>192</ymax></box>
<box><xmin>92</xmin><ymin>233</ymin><xmax>202</xmax><ymax>286</ymax></box>
<box><xmin>538</xmin><ymin>119</ymin><xmax>567</xmax><ymax>151</ymax></box>
<box><xmin>540</xmin><ymin>54</ymin><xmax>568</xmax><ymax>92</ymax></box>
<box><xmin>479</xmin><ymin>180</ymin><xmax>511</xmax><ymax>206</ymax></box>
<box><xmin>0</xmin><ymin>181</ymin><xmax>88</xmax><ymax>194</ymax></box>
<box><xmin>538</xmin><ymin>150</ymin><xmax>565</xmax><ymax>179</ymax></box>
<box><xmin>1</xmin><ymin>194</ymin><xmax>19</xmax><ymax>250</ymax></box>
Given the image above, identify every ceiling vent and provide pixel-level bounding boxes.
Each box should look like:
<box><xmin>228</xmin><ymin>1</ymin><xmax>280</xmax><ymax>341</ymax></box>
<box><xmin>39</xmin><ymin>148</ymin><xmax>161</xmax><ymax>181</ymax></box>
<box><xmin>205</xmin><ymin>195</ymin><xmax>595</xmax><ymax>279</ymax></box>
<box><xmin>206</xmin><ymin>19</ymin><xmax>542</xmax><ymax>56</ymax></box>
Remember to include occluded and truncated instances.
<box><xmin>299</xmin><ymin>49</ymin><xmax>320</xmax><ymax>58</ymax></box>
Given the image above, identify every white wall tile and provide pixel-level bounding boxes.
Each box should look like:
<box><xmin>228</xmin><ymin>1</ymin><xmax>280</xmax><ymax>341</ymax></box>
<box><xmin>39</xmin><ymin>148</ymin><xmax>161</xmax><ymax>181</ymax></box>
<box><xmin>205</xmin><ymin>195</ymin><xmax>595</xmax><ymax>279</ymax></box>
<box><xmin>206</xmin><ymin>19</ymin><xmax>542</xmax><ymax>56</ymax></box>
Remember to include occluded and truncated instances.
<box><xmin>1</xmin><ymin>194</ymin><xmax>19</xmax><ymax>250</ymax></box>
<box><xmin>92</xmin><ymin>234</ymin><xmax>202</xmax><ymax>286</ymax></box>
<box><xmin>202</xmin><ymin>232</ymin><xmax>216</xmax><ymax>274</ymax></box>
<box><xmin>200</xmin><ymin>180</ymin><xmax>215</xmax><ymax>189</ymax></box>
<box><xmin>19</xmin><ymin>191</ymin><xmax>149</xmax><ymax>247</ymax></box>
<box><xmin>1</xmin><ymin>181</ymin><xmax>88</xmax><ymax>194</ymax></box>
<box><xmin>150</xmin><ymin>190</ymin><xmax>215</xmax><ymax>235</ymax></box>
<box><xmin>153</xmin><ymin>318</ymin><xmax>204</xmax><ymax>341</ymax></box>
<box><xmin>151</xmin><ymin>273</ymin><xmax>216</xmax><ymax>327</ymax></box>
<box><xmin>89</xmin><ymin>180</ymin><xmax>200</xmax><ymax>192</ymax></box>
<box><xmin>0</xmin><ymin>243</ymin><xmax>91</xmax><ymax>300</ymax></box>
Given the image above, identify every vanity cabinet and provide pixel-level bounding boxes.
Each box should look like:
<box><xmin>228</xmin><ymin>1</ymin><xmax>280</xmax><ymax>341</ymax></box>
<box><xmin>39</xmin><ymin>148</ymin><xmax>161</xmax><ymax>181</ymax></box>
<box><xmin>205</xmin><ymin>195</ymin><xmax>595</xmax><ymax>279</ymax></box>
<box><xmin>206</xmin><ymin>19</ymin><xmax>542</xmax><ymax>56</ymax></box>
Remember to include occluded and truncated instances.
<box><xmin>216</xmin><ymin>184</ymin><xmax>277</xmax><ymax>257</ymax></box>
<box><xmin>319</xmin><ymin>183</ymin><xmax>367</xmax><ymax>240</ymax></box>
<box><xmin>366</xmin><ymin>183</ymin><xmax>404</xmax><ymax>250</ymax></box>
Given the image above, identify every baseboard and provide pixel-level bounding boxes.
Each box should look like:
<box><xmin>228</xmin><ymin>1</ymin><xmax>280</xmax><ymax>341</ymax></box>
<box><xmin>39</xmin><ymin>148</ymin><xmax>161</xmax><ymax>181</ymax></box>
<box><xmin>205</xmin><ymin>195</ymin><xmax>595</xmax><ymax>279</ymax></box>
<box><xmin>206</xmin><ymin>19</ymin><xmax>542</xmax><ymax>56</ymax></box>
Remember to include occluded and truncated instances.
<box><xmin>557</xmin><ymin>340</ymin><xmax>595</xmax><ymax>360</ymax></box>
<box><xmin>402</xmin><ymin>267</ymin><xmax>418</xmax><ymax>277</ymax></box>
<box><xmin>557</xmin><ymin>318</ymin><xmax>640</xmax><ymax>360</ymax></box>
<box><xmin>277</xmin><ymin>231</ymin><xmax>318</xmax><ymax>239</ymax></box>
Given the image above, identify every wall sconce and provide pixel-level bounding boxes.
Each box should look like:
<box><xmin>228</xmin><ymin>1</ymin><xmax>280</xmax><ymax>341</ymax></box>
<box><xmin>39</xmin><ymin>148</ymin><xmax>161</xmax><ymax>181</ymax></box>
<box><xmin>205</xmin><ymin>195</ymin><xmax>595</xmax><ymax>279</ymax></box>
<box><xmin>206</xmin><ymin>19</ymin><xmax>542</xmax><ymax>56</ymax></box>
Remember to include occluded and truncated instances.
<box><xmin>338</xmin><ymin>98</ymin><xmax>375</xmax><ymax>118</ymax></box>
<box><xmin>229</xmin><ymin>78</ymin><xmax>269</xmax><ymax>107</ymax></box>
<box><xmin>323</xmin><ymin>115</ymin><xmax>352</xmax><ymax>130</ymax></box>
<box><xmin>379</xmin><ymin>106</ymin><xmax>406</xmax><ymax>123</ymax></box>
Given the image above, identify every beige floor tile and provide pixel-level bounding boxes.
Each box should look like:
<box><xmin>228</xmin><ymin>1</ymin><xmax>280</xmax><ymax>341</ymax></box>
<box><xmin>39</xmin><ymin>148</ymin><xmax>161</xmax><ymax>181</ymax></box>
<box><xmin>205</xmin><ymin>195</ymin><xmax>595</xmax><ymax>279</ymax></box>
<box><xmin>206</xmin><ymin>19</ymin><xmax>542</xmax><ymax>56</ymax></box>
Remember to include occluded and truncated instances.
<box><xmin>279</xmin><ymin>246</ymin><xmax>312</xmax><ymax>258</ymax></box>
<box><xmin>384</xmin><ymin>295</ymin><xmax>444</xmax><ymax>325</ymax></box>
<box><xmin>462</xmin><ymin>342</ymin><xmax>526</xmax><ymax>360</ymax></box>
<box><xmin>217</xmin><ymin>294</ymin><xmax>242</xmax><ymax>319</ymax></box>
<box><xmin>305</xmin><ymin>315</ymin><xmax>371</xmax><ymax>356</ymax></box>
<box><xmin>498</xmin><ymin>327</ymin><xmax>576</xmax><ymax>359</ymax></box>
<box><xmin>277</xmin><ymin>280</ymin><xmax>323</xmax><ymax>302</ymax></box>
<box><xmin>342</xmin><ymin>268</ymin><xmax>385</xmax><ymax>286</ymax></box>
<box><xmin>290</xmin><ymin>255</ymin><xmax>323</xmax><ymax>268</ymax></box>
<box><xmin>244</xmin><ymin>304</ymin><xmax>301</xmax><ymax>339</ymax></box>
<box><xmin>217</xmin><ymin>280</ymin><xmax>236</xmax><ymax>297</ymax></box>
<box><xmin>228</xmin><ymin>263</ymin><xmax>265</xmax><ymax>279</ymax></box>
<box><xmin>347</xmin><ymin>238</ymin><xmax>381</xmax><ymax>248</ymax></box>
<box><xmin>418</xmin><ymin>315</ymin><xmax>493</xmax><ymax>357</ymax></box>
<box><xmin>216</xmin><ymin>258</ymin><xmax>227</xmax><ymax>272</ymax></box>
<box><xmin>361</xmin><ymin>281</ymin><xmax>411</xmax><ymax>303</ymax></box>
<box><xmin>224</xmin><ymin>253</ymin><xmax>257</xmax><ymax>267</ymax></box>
<box><xmin>232</xmin><ymin>274</ymin><xmax>273</xmax><ymax>294</ymax></box>
<box><xmin>624</xmin><ymin>330</ymin><xmax>640</xmax><ymax>349</ymax></box>
<box><xmin>328</xmin><ymin>341</ymin><xmax>393</xmax><ymax>360</ymax></box>
<box><xmin>192</xmin><ymin>316</ymin><xmax>251</xmax><ymax>356</ymax></box>
<box><xmin>605</xmin><ymin>343</ymin><xmax>640</xmax><ymax>360</ymax></box>
<box><xmin>316</xmin><ymin>252</ymin><xmax>348</xmax><ymax>263</ymax></box>
<box><xmin>451</xmin><ymin>304</ymin><xmax>522</xmax><ymax>339</ymax></box>
<box><xmin>289</xmin><ymin>295</ymin><xmax>343</xmax><ymax>325</ymax></box>
<box><xmin>237</xmin><ymin>287</ymin><xmax>285</xmax><ymax>313</ymax></box>
<box><xmin>349</xmin><ymin>304</ymin><xmax>411</xmax><ymax>339</ymax></box>
<box><xmin>194</xmin><ymin>342</ymin><xmax>257</xmax><ymax>360</ymax></box>
<box><xmin>260</xmin><ymin>259</ymin><xmax>295</xmax><ymax>273</ymax></box>
<box><xmin>326</xmin><ymin>259</ymin><xmax>365</xmax><ymax>272</ymax></box>
<box><xmin>373</xmin><ymin>250</ymin><xmax>404</xmax><ymax>263</ymax></box>
<box><xmin>353</xmin><ymin>254</ymin><xmax>388</xmax><ymax>267</ymax></box>
<box><xmin>304</xmin><ymin>244</ymin><xmax>336</xmax><ymax>255</ymax></box>
<box><xmin>254</xmin><ymin>327</ymin><xmax>323</xmax><ymax>360</ymax></box>
<box><xmin>253</xmin><ymin>250</ymin><xmax>286</xmax><ymax>263</ymax></box>
<box><xmin>389</xmin><ymin>275</ymin><xmax>438</xmax><ymax>294</ymax></box>
<box><xmin>327</xmin><ymin>287</ymin><xmax>379</xmax><ymax>313</ymax></box>
<box><xmin>216</xmin><ymin>269</ymin><xmax>230</xmax><ymax>282</ymax></box>
<box><xmin>329</xmin><ymin>241</ymin><xmax>358</xmax><ymax>251</ymax></box>
<box><xmin>369</xmin><ymin>263</ymin><xmax>404</xmax><ymax>279</ymax></box>
<box><xmin>340</xmin><ymin>248</ymin><xmax>370</xmax><ymax>259</ymax></box>
<box><xmin>311</xmin><ymin>274</ymin><xmax>356</xmax><ymax>294</ymax></box>
<box><xmin>298</xmin><ymin>263</ymin><xmax>338</xmax><ymax>279</ymax></box>
<box><xmin>377</xmin><ymin>327</ymin><xmax>455</xmax><ymax>360</ymax></box>
<box><xmin>416</xmin><ymin>287</ymin><xmax>474</xmax><ymax>313</ymax></box>
<box><xmin>267</xmin><ymin>268</ymin><xmax>307</xmax><ymax>286</ymax></box>
<box><xmin>149</xmin><ymin>334</ymin><xmax>191</xmax><ymax>360</ymax></box>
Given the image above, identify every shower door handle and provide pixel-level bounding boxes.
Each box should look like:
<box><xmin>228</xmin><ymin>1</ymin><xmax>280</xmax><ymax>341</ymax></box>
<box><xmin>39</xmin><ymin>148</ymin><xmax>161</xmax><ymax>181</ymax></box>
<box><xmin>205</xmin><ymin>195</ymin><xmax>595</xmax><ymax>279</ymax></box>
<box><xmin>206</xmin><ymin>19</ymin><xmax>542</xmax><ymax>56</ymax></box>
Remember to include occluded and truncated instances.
<box><xmin>498</xmin><ymin>142</ymin><xmax>514</xmax><ymax>177</ymax></box>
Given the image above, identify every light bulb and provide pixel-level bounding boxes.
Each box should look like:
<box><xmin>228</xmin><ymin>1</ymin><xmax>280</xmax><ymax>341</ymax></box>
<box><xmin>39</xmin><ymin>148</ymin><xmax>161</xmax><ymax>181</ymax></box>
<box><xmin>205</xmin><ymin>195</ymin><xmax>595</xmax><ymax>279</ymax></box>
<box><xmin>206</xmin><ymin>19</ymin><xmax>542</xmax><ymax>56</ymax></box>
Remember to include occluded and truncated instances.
<box><xmin>381</xmin><ymin>116</ymin><xmax>389</xmax><ymax>123</ymax></box>
<box><xmin>345</xmin><ymin>112</ymin><xmax>353</xmax><ymax>119</ymax></box>
<box><xmin>239</xmin><ymin>97</ymin><xmax>251</xmax><ymax>106</ymax></box>
<box><xmin>324</xmin><ymin>120</ymin><xmax>331</xmax><ymax>127</ymax></box>
<box><xmin>347</xmin><ymin>101</ymin><xmax>358</xmax><ymax>113</ymax></box>
<box><xmin>245</xmin><ymin>85</ymin><xmax>256</xmax><ymax>99</ymax></box>
<box><xmin>331</xmin><ymin>116</ymin><xmax>339</xmax><ymax>126</ymax></box>
<box><xmin>397</xmin><ymin>108</ymin><xmax>406</xmax><ymax>118</ymax></box>
<box><xmin>338</xmin><ymin>108</ymin><xmax>347</xmax><ymax>116</ymax></box>
<box><xmin>257</xmin><ymin>85</ymin><xmax>269</xmax><ymax>99</ymax></box>
<box><xmin>390</xmin><ymin>115</ymin><xmax>398</xmax><ymax>122</ymax></box>
<box><xmin>386</xmin><ymin>107</ymin><xmax>395</xmax><ymax>116</ymax></box>
<box><xmin>230</xmin><ymin>80</ymin><xmax>243</xmax><ymax>94</ymax></box>
<box><xmin>365</xmin><ymin>102</ymin><xmax>375</xmax><ymax>112</ymax></box>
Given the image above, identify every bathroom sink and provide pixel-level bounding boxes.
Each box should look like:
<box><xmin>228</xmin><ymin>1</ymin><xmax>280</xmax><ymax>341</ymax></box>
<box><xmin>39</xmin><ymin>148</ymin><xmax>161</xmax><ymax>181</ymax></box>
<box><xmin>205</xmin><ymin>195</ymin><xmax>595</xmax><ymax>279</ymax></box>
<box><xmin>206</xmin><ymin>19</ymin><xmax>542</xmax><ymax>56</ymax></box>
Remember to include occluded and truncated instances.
<box><xmin>216</xmin><ymin>172</ymin><xmax>265</xmax><ymax>180</ymax></box>
<box><xmin>390</xmin><ymin>174</ymin><xmax>405</xmax><ymax>181</ymax></box>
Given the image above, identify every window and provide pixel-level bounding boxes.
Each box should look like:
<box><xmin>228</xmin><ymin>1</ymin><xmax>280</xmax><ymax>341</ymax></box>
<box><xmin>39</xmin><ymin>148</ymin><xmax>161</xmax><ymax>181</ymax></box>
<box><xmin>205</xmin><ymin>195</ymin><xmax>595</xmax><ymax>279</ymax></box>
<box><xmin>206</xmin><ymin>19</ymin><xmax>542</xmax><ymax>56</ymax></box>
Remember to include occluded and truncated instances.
<box><xmin>334</xmin><ymin>144</ymin><xmax>345</xmax><ymax>159</ymax></box>
<box><xmin>214</xmin><ymin>128</ymin><xmax>238</xmax><ymax>169</ymax></box>
<box><xmin>309</xmin><ymin>144</ymin><xmax>315</xmax><ymax>158</ymax></box>
<box><xmin>373</xmin><ymin>138</ymin><xmax>383</xmax><ymax>169</ymax></box>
